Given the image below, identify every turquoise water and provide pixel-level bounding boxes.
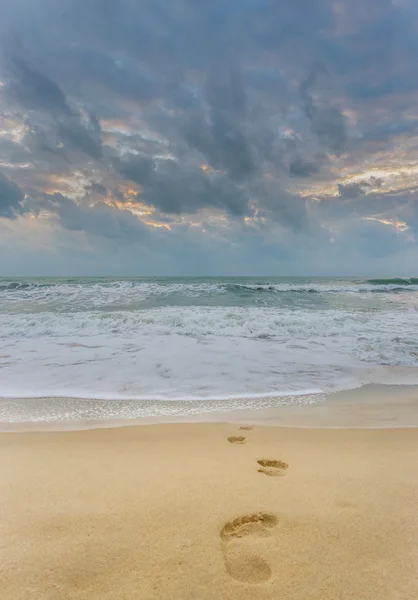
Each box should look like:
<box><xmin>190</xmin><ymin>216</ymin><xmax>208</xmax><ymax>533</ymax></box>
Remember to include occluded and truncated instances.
<box><xmin>0</xmin><ymin>276</ymin><xmax>417</xmax><ymax>423</ymax></box>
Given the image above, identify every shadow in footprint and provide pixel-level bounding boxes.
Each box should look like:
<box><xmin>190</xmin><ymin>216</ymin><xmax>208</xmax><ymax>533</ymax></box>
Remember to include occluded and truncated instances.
<box><xmin>228</xmin><ymin>436</ymin><xmax>246</xmax><ymax>444</ymax></box>
<box><xmin>220</xmin><ymin>513</ymin><xmax>278</xmax><ymax>584</ymax></box>
<box><xmin>239</xmin><ymin>425</ymin><xmax>254</xmax><ymax>431</ymax></box>
<box><xmin>257</xmin><ymin>459</ymin><xmax>289</xmax><ymax>477</ymax></box>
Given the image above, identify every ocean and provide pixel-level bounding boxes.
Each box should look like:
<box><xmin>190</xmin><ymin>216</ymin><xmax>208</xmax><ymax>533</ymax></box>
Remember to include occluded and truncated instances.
<box><xmin>1</xmin><ymin>276</ymin><xmax>418</xmax><ymax>424</ymax></box>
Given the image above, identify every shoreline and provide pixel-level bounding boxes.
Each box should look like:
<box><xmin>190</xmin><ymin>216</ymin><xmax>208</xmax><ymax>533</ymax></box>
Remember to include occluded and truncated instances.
<box><xmin>0</xmin><ymin>383</ymin><xmax>417</xmax><ymax>432</ymax></box>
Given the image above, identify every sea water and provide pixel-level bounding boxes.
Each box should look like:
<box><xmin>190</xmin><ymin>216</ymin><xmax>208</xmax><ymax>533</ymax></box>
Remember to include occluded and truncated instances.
<box><xmin>1</xmin><ymin>276</ymin><xmax>418</xmax><ymax>424</ymax></box>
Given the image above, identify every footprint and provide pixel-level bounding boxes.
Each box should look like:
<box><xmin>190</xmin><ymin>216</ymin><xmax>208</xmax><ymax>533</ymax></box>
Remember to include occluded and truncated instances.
<box><xmin>239</xmin><ymin>425</ymin><xmax>254</xmax><ymax>431</ymax></box>
<box><xmin>220</xmin><ymin>513</ymin><xmax>278</xmax><ymax>584</ymax></box>
<box><xmin>257</xmin><ymin>459</ymin><xmax>289</xmax><ymax>477</ymax></box>
<box><xmin>220</xmin><ymin>513</ymin><xmax>278</xmax><ymax>541</ymax></box>
<box><xmin>228</xmin><ymin>436</ymin><xmax>246</xmax><ymax>444</ymax></box>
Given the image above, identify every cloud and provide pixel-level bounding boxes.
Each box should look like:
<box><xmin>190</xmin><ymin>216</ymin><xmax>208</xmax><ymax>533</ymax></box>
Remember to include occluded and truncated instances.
<box><xmin>300</xmin><ymin>64</ymin><xmax>348</xmax><ymax>154</ymax></box>
<box><xmin>187</xmin><ymin>66</ymin><xmax>255</xmax><ymax>181</ymax></box>
<box><xmin>337</xmin><ymin>178</ymin><xmax>384</xmax><ymax>198</ymax></box>
<box><xmin>0</xmin><ymin>0</ymin><xmax>417</xmax><ymax>273</ymax></box>
<box><xmin>289</xmin><ymin>156</ymin><xmax>319</xmax><ymax>178</ymax></box>
<box><xmin>4</xmin><ymin>48</ymin><xmax>103</xmax><ymax>161</ymax></box>
<box><xmin>118</xmin><ymin>154</ymin><xmax>251</xmax><ymax>216</ymax></box>
<box><xmin>0</xmin><ymin>174</ymin><xmax>25</xmax><ymax>218</ymax></box>
<box><xmin>56</xmin><ymin>113</ymin><xmax>102</xmax><ymax>159</ymax></box>
<box><xmin>6</xmin><ymin>52</ymin><xmax>71</xmax><ymax>115</ymax></box>
<box><xmin>84</xmin><ymin>182</ymin><xmax>108</xmax><ymax>196</ymax></box>
<box><xmin>39</xmin><ymin>192</ymin><xmax>149</xmax><ymax>239</ymax></box>
<box><xmin>118</xmin><ymin>154</ymin><xmax>155</xmax><ymax>186</ymax></box>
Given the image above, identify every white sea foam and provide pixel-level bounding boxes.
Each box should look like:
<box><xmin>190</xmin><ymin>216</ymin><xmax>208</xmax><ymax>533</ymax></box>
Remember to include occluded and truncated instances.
<box><xmin>1</xmin><ymin>306</ymin><xmax>418</xmax><ymax>399</ymax></box>
<box><xmin>0</xmin><ymin>277</ymin><xmax>417</xmax><ymax>423</ymax></box>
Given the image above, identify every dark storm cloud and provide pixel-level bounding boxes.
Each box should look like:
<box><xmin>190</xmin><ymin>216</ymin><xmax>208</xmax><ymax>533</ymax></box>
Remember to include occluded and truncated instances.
<box><xmin>329</xmin><ymin>2</ymin><xmax>418</xmax><ymax>99</ymax></box>
<box><xmin>0</xmin><ymin>0</ymin><xmax>417</xmax><ymax>269</ymax></box>
<box><xmin>300</xmin><ymin>64</ymin><xmax>348</xmax><ymax>154</ymax></box>
<box><xmin>23</xmin><ymin>125</ymin><xmax>60</xmax><ymax>157</ymax></box>
<box><xmin>0</xmin><ymin>174</ymin><xmax>25</xmax><ymax>218</ymax></box>
<box><xmin>118</xmin><ymin>154</ymin><xmax>156</xmax><ymax>186</ymax></box>
<box><xmin>201</xmin><ymin>66</ymin><xmax>255</xmax><ymax>180</ymax></box>
<box><xmin>337</xmin><ymin>178</ymin><xmax>382</xmax><ymax>199</ymax></box>
<box><xmin>39</xmin><ymin>193</ymin><xmax>148</xmax><ymax>239</ymax></box>
<box><xmin>289</xmin><ymin>156</ymin><xmax>319</xmax><ymax>178</ymax></box>
<box><xmin>337</xmin><ymin>182</ymin><xmax>368</xmax><ymax>199</ymax></box>
<box><xmin>1</xmin><ymin>0</ymin><xmax>351</xmax><ymax>226</ymax></box>
<box><xmin>118</xmin><ymin>153</ymin><xmax>251</xmax><ymax>216</ymax></box>
<box><xmin>84</xmin><ymin>182</ymin><xmax>107</xmax><ymax>196</ymax></box>
<box><xmin>3</xmin><ymin>48</ymin><xmax>103</xmax><ymax>161</ymax></box>
<box><xmin>56</xmin><ymin>113</ymin><xmax>102</xmax><ymax>160</ymax></box>
<box><xmin>66</xmin><ymin>48</ymin><xmax>163</xmax><ymax>105</ymax></box>
<box><xmin>6</xmin><ymin>53</ymin><xmax>71</xmax><ymax>115</ymax></box>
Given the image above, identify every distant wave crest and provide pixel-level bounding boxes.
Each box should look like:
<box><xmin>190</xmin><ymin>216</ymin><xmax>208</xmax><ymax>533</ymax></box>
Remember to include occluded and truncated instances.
<box><xmin>365</xmin><ymin>278</ymin><xmax>418</xmax><ymax>286</ymax></box>
<box><xmin>1</xmin><ymin>278</ymin><xmax>418</xmax><ymax>299</ymax></box>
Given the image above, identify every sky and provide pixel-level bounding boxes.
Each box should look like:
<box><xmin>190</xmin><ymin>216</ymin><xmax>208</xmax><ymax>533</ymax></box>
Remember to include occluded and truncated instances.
<box><xmin>0</xmin><ymin>0</ymin><xmax>418</xmax><ymax>276</ymax></box>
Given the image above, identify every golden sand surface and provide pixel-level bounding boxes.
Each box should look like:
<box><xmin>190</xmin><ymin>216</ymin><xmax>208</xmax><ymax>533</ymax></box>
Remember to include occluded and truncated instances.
<box><xmin>1</xmin><ymin>423</ymin><xmax>417</xmax><ymax>599</ymax></box>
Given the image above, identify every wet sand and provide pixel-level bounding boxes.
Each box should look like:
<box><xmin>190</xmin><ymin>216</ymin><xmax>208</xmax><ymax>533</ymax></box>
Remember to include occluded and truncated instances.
<box><xmin>2</xmin><ymin>384</ymin><xmax>418</xmax><ymax>432</ymax></box>
<box><xmin>1</xmin><ymin>423</ymin><xmax>417</xmax><ymax>599</ymax></box>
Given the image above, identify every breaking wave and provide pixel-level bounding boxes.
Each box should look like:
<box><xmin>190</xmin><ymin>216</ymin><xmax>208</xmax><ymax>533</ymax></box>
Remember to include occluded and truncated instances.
<box><xmin>0</xmin><ymin>276</ymin><xmax>417</xmax><ymax>417</ymax></box>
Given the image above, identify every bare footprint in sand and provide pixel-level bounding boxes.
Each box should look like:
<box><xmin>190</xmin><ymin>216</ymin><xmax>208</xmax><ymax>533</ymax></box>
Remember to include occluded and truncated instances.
<box><xmin>220</xmin><ymin>513</ymin><xmax>278</xmax><ymax>583</ymax></box>
<box><xmin>228</xmin><ymin>436</ymin><xmax>246</xmax><ymax>444</ymax></box>
<box><xmin>239</xmin><ymin>425</ymin><xmax>254</xmax><ymax>431</ymax></box>
<box><xmin>257</xmin><ymin>459</ymin><xmax>289</xmax><ymax>477</ymax></box>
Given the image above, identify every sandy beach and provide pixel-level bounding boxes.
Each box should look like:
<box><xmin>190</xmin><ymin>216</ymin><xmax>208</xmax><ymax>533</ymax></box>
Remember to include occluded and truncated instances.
<box><xmin>1</xmin><ymin>422</ymin><xmax>417</xmax><ymax>600</ymax></box>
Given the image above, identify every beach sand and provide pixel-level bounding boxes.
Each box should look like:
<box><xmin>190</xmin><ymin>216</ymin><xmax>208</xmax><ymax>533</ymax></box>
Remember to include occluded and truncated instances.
<box><xmin>1</xmin><ymin>423</ymin><xmax>417</xmax><ymax>599</ymax></box>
